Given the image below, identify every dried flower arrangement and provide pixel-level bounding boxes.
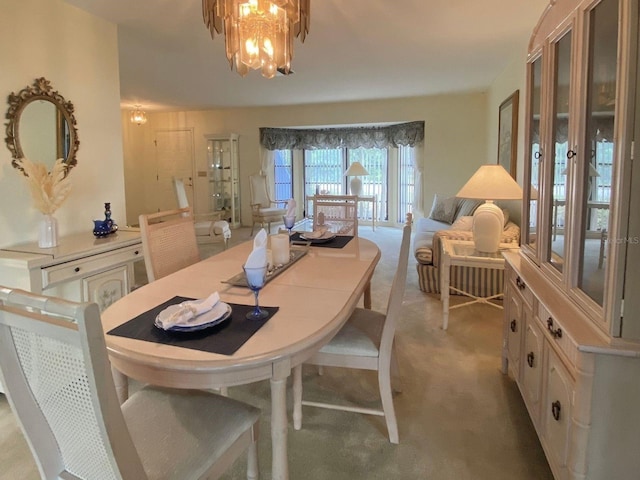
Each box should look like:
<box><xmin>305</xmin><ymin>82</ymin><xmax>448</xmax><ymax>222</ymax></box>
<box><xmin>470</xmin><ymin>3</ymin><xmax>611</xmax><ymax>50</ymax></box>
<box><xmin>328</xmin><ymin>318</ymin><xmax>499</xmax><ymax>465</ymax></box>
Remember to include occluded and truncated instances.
<box><xmin>14</xmin><ymin>157</ymin><xmax>72</xmax><ymax>215</ymax></box>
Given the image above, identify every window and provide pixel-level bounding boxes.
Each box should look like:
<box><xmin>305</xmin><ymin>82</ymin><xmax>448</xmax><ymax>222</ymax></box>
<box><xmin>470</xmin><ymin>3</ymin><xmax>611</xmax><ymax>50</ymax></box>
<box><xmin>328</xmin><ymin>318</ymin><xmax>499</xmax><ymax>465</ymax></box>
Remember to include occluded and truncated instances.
<box><xmin>398</xmin><ymin>145</ymin><xmax>415</xmax><ymax>221</ymax></box>
<box><xmin>296</xmin><ymin>147</ymin><xmax>412</xmax><ymax>224</ymax></box>
<box><xmin>263</xmin><ymin>122</ymin><xmax>423</xmax><ymax>225</ymax></box>
<box><xmin>273</xmin><ymin>150</ymin><xmax>293</xmax><ymax>202</ymax></box>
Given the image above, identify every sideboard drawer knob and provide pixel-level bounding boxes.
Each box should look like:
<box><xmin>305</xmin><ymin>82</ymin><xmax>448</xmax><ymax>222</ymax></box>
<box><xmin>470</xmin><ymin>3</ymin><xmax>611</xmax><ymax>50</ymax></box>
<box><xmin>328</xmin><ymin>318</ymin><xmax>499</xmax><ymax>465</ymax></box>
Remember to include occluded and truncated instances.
<box><xmin>74</xmin><ymin>267</ymin><xmax>81</xmax><ymax>273</ymax></box>
<box><xmin>547</xmin><ymin>317</ymin><xmax>562</xmax><ymax>339</ymax></box>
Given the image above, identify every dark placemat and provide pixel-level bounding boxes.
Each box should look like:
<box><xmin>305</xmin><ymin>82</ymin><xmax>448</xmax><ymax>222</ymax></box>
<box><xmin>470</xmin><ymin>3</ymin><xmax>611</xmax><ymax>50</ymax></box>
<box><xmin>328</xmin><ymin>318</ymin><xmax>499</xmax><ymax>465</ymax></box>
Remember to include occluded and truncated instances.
<box><xmin>107</xmin><ymin>296</ymin><xmax>278</xmax><ymax>356</ymax></box>
<box><xmin>290</xmin><ymin>233</ymin><xmax>354</xmax><ymax>249</ymax></box>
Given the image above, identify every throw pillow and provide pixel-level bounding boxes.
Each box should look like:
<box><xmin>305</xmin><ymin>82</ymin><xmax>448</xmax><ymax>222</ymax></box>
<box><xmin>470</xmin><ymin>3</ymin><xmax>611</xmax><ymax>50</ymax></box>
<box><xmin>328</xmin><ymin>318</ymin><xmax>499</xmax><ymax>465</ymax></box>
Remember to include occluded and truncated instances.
<box><xmin>455</xmin><ymin>198</ymin><xmax>483</xmax><ymax>219</ymax></box>
<box><xmin>428</xmin><ymin>194</ymin><xmax>458</xmax><ymax>224</ymax></box>
<box><xmin>450</xmin><ymin>216</ymin><xmax>474</xmax><ymax>231</ymax></box>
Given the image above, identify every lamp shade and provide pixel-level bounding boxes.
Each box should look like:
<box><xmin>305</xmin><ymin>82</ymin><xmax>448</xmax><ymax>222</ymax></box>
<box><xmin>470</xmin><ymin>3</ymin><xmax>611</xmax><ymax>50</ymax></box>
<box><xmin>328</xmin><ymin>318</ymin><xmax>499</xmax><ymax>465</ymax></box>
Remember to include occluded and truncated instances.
<box><xmin>456</xmin><ymin>165</ymin><xmax>522</xmax><ymax>200</ymax></box>
<box><xmin>345</xmin><ymin>162</ymin><xmax>370</xmax><ymax>177</ymax></box>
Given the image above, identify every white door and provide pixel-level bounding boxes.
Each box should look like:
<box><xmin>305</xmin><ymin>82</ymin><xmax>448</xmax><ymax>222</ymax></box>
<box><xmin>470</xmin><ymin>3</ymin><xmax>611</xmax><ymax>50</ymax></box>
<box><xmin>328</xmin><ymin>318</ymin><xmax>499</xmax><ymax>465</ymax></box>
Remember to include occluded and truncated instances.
<box><xmin>149</xmin><ymin>129</ymin><xmax>195</xmax><ymax>213</ymax></box>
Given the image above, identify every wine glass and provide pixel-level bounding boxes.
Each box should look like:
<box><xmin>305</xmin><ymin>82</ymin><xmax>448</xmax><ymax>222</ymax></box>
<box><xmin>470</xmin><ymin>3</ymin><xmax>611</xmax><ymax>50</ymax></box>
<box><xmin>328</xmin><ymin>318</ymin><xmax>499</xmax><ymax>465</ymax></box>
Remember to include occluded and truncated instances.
<box><xmin>283</xmin><ymin>215</ymin><xmax>296</xmax><ymax>237</ymax></box>
<box><xmin>243</xmin><ymin>265</ymin><xmax>269</xmax><ymax>320</ymax></box>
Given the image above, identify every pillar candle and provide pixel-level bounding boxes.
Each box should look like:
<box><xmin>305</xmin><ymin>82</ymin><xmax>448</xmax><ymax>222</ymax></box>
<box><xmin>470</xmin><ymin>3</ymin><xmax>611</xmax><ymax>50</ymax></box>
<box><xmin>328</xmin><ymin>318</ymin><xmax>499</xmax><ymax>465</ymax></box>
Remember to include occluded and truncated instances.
<box><xmin>271</xmin><ymin>234</ymin><xmax>290</xmax><ymax>265</ymax></box>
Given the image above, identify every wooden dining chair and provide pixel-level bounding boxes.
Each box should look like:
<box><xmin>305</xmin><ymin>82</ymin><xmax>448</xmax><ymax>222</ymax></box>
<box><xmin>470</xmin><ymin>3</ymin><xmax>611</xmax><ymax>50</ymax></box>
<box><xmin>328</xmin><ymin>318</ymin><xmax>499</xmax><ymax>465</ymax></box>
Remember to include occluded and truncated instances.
<box><xmin>249</xmin><ymin>173</ymin><xmax>287</xmax><ymax>235</ymax></box>
<box><xmin>292</xmin><ymin>213</ymin><xmax>412</xmax><ymax>444</ymax></box>
<box><xmin>173</xmin><ymin>177</ymin><xmax>231</xmax><ymax>249</ymax></box>
<box><xmin>139</xmin><ymin>207</ymin><xmax>201</xmax><ymax>282</ymax></box>
<box><xmin>311</xmin><ymin>195</ymin><xmax>359</xmax><ymax>236</ymax></box>
<box><xmin>0</xmin><ymin>287</ymin><xmax>260</xmax><ymax>480</ymax></box>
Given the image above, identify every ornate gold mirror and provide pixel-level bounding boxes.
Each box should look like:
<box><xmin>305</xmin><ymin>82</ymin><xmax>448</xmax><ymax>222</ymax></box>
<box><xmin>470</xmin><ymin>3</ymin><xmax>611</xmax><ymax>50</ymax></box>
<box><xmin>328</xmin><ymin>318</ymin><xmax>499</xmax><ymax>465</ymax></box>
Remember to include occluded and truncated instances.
<box><xmin>4</xmin><ymin>77</ymin><xmax>79</xmax><ymax>176</ymax></box>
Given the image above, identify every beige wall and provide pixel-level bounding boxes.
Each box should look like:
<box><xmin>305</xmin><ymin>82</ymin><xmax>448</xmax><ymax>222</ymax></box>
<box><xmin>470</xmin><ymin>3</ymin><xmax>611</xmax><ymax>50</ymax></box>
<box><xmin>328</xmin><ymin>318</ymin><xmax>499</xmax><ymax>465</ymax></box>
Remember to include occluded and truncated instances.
<box><xmin>123</xmin><ymin>92</ymin><xmax>490</xmax><ymax>226</ymax></box>
<box><xmin>486</xmin><ymin>36</ymin><xmax>531</xmax><ymax>226</ymax></box>
<box><xmin>0</xmin><ymin>0</ymin><xmax>125</xmax><ymax>247</ymax></box>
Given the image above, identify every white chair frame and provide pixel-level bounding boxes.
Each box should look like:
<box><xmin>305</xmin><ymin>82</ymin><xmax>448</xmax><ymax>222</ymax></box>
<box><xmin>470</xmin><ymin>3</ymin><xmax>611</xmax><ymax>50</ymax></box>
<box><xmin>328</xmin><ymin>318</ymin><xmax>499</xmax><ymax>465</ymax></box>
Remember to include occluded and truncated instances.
<box><xmin>249</xmin><ymin>173</ymin><xmax>287</xmax><ymax>236</ymax></box>
<box><xmin>139</xmin><ymin>207</ymin><xmax>201</xmax><ymax>282</ymax></box>
<box><xmin>173</xmin><ymin>177</ymin><xmax>231</xmax><ymax>248</ymax></box>
<box><xmin>311</xmin><ymin>195</ymin><xmax>359</xmax><ymax>236</ymax></box>
<box><xmin>0</xmin><ymin>287</ymin><xmax>260</xmax><ymax>479</ymax></box>
<box><xmin>292</xmin><ymin>213</ymin><xmax>412</xmax><ymax>444</ymax></box>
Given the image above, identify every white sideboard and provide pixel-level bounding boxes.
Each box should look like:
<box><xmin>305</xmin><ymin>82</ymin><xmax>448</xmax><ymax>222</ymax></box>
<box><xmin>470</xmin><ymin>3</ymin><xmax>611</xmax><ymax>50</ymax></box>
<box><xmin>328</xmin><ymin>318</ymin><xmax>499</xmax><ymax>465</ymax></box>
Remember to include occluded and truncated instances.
<box><xmin>0</xmin><ymin>229</ymin><xmax>143</xmax><ymax>393</ymax></box>
<box><xmin>0</xmin><ymin>229</ymin><xmax>143</xmax><ymax>308</ymax></box>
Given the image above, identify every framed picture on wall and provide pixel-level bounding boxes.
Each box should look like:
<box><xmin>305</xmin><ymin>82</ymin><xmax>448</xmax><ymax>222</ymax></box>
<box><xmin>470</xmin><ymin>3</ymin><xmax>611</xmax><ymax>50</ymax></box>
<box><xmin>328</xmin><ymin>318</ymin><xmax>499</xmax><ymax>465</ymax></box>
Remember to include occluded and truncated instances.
<box><xmin>497</xmin><ymin>90</ymin><xmax>519</xmax><ymax>179</ymax></box>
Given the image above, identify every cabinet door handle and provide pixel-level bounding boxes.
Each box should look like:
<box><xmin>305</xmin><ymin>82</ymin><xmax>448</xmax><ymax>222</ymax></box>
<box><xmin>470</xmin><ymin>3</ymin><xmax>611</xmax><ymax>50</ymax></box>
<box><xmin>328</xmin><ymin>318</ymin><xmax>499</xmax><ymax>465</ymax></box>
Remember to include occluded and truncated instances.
<box><xmin>547</xmin><ymin>317</ymin><xmax>562</xmax><ymax>339</ymax></box>
<box><xmin>566</xmin><ymin>149</ymin><xmax>577</xmax><ymax>159</ymax></box>
<box><xmin>534</xmin><ymin>151</ymin><xmax>542</xmax><ymax>160</ymax></box>
<box><xmin>74</xmin><ymin>267</ymin><xmax>81</xmax><ymax>273</ymax></box>
<box><xmin>551</xmin><ymin>400</ymin><xmax>562</xmax><ymax>421</ymax></box>
<box><xmin>510</xmin><ymin>319</ymin><xmax>517</xmax><ymax>332</ymax></box>
<box><xmin>527</xmin><ymin>352</ymin><xmax>535</xmax><ymax>368</ymax></box>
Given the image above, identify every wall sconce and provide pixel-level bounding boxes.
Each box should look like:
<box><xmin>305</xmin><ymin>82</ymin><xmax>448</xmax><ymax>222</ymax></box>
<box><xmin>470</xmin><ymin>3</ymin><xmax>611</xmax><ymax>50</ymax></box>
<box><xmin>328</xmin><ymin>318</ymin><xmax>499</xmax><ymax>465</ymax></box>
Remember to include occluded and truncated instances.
<box><xmin>130</xmin><ymin>105</ymin><xmax>147</xmax><ymax>126</ymax></box>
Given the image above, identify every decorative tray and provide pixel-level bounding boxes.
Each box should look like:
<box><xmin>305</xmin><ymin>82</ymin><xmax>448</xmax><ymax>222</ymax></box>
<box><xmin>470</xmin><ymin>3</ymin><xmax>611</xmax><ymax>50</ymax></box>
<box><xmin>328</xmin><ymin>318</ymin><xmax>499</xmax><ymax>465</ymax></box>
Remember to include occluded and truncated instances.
<box><xmin>224</xmin><ymin>247</ymin><xmax>308</xmax><ymax>288</ymax></box>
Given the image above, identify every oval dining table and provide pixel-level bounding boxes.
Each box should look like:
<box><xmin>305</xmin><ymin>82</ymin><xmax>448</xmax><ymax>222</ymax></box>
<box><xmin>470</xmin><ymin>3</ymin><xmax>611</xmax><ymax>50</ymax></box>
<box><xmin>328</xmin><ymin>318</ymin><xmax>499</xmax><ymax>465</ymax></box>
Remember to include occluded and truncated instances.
<box><xmin>101</xmin><ymin>235</ymin><xmax>380</xmax><ymax>480</ymax></box>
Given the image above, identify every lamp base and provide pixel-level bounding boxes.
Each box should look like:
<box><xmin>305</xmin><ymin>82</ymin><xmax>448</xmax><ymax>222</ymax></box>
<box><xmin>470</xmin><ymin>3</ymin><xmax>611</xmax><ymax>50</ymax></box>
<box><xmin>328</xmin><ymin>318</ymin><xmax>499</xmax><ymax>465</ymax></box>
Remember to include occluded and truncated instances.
<box><xmin>349</xmin><ymin>177</ymin><xmax>362</xmax><ymax>196</ymax></box>
<box><xmin>472</xmin><ymin>201</ymin><xmax>504</xmax><ymax>253</ymax></box>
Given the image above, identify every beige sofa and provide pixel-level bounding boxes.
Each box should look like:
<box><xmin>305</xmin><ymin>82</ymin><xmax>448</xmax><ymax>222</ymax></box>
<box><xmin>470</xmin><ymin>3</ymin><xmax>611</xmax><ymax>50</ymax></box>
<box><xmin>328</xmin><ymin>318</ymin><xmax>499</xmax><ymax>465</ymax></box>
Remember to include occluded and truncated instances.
<box><xmin>414</xmin><ymin>199</ymin><xmax>520</xmax><ymax>297</ymax></box>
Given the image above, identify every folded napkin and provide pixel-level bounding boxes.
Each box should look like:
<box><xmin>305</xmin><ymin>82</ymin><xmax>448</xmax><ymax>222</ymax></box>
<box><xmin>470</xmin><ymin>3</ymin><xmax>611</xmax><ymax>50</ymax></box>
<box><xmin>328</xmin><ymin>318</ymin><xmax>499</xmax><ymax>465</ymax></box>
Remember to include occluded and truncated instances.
<box><xmin>156</xmin><ymin>292</ymin><xmax>220</xmax><ymax>329</ymax></box>
<box><xmin>286</xmin><ymin>198</ymin><xmax>296</xmax><ymax>217</ymax></box>
<box><xmin>253</xmin><ymin>228</ymin><xmax>267</xmax><ymax>249</ymax></box>
<box><xmin>303</xmin><ymin>227</ymin><xmax>329</xmax><ymax>239</ymax></box>
<box><xmin>246</xmin><ymin>228</ymin><xmax>268</xmax><ymax>269</ymax></box>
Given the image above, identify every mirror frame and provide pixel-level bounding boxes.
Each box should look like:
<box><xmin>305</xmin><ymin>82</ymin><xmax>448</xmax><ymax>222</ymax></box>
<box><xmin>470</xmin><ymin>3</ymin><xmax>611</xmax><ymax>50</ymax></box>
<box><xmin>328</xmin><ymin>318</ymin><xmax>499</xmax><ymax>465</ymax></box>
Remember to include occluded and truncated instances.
<box><xmin>4</xmin><ymin>77</ymin><xmax>79</xmax><ymax>176</ymax></box>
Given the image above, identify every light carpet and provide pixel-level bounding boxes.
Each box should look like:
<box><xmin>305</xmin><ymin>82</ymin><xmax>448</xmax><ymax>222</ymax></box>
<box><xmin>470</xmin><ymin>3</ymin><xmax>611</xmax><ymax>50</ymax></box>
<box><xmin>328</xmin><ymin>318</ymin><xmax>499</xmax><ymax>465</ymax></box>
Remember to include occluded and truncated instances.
<box><xmin>0</xmin><ymin>226</ymin><xmax>553</xmax><ymax>480</ymax></box>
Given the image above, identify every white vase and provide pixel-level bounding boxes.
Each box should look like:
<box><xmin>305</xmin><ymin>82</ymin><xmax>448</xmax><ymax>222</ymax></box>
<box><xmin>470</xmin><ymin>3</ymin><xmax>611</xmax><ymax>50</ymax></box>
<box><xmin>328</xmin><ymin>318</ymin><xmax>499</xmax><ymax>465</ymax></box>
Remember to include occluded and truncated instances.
<box><xmin>38</xmin><ymin>214</ymin><xmax>58</xmax><ymax>248</ymax></box>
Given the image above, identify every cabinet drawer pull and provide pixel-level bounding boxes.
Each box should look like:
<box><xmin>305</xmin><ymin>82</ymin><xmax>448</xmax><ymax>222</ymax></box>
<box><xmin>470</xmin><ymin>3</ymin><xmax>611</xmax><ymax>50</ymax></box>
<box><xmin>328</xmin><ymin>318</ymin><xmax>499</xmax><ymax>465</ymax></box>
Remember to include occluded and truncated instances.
<box><xmin>547</xmin><ymin>317</ymin><xmax>562</xmax><ymax>339</ymax></box>
<box><xmin>527</xmin><ymin>352</ymin><xmax>535</xmax><ymax>368</ymax></box>
<box><xmin>134</xmin><ymin>250</ymin><xmax>140</xmax><ymax>255</ymax></box>
<box><xmin>515</xmin><ymin>276</ymin><xmax>525</xmax><ymax>290</ymax></box>
<box><xmin>510</xmin><ymin>319</ymin><xmax>517</xmax><ymax>332</ymax></box>
<box><xmin>74</xmin><ymin>267</ymin><xmax>81</xmax><ymax>273</ymax></box>
<box><xmin>551</xmin><ymin>400</ymin><xmax>562</xmax><ymax>421</ymax></box>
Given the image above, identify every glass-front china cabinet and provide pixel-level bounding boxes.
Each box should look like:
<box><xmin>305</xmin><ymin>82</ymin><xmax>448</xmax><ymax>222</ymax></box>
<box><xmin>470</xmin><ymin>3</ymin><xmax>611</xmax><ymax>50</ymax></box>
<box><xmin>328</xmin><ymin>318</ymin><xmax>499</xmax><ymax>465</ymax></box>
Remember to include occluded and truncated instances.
<box><xmin>504</xmin><ymin>1</ymin><xmax>640</xmax><ymax>479</ymax></box>
<box><xmin>206</xmin><ymin>134</ymin><xmax>240</xmax><ymax>228</ymax></box>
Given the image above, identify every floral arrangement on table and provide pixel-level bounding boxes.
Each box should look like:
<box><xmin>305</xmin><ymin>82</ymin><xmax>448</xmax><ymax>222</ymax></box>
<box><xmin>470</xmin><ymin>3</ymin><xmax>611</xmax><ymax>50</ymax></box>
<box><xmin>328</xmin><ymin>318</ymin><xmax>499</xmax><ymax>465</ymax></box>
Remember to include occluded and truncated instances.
<box><xmin>14</xmin><ymin>157</ymin><xmax>72</xmax><ymax>214</ymax></box>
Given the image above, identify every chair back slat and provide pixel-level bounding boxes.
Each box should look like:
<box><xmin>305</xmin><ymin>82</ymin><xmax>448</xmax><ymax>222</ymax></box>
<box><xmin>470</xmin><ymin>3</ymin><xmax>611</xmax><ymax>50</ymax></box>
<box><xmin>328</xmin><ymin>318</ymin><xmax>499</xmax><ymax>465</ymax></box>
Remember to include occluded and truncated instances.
<box><xmin>172</xmin><ymin>177</ymin><xmax>190</xmax><ymax>210</ymax></box>
<box><xmin>312</xmin><ymin>195</ymin><xmax>359</xmax><ymax>236</ymax></box>
<box><xmin>0</xmin><ymin>289</ymin><xmax>146</xmax><ymax>480</ymax></box>
<box><xmin>139</xmin><ymin>207</ymin><xmax>200</xmax><ymax>282</ymax></box>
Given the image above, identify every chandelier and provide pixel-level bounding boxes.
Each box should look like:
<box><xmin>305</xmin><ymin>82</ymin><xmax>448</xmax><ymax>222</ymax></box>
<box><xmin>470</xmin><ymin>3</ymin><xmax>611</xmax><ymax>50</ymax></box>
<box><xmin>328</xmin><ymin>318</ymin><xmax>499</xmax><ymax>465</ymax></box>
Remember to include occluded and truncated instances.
<box><xmin>130</xmin><ymin>105</ymin><xmax>147</xmax><ymax>125</ymax></box>
<box><xmin>202</xmin><ymin>0</ymin><xmax>310</xmax><ymax>78</ymax></box>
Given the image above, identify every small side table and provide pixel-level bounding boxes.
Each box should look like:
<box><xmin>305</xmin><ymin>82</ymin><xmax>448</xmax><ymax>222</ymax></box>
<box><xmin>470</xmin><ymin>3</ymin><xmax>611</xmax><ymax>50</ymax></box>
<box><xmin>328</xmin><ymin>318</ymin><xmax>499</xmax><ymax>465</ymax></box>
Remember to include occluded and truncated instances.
<box><xmin>356</xmin><ymin>195</ymin><xmax>377</xmax><ymax>231</ymax></box>
<box><xmin>440</xmin><ymin>238</ymin><xmax>519</xmax><ymax>330</ymax></box>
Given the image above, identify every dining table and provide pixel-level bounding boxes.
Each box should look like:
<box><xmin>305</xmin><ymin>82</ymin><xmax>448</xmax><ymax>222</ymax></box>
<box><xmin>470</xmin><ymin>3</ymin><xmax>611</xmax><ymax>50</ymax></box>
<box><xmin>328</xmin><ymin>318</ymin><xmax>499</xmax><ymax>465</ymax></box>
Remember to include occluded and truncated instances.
<box><xmin>101</xmin><ymin>234</ymin><xmax>380</xmax><ymax>480</ymax></box>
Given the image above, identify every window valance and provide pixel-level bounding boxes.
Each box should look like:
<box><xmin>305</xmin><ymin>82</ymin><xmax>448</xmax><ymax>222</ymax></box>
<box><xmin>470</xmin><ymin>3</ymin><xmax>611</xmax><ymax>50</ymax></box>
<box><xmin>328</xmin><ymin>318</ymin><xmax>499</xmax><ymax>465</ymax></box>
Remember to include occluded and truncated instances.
<box><xmin>260</xmin><ymin>121</ymin><xmax>424</xmax><ymax>151</ymax></box>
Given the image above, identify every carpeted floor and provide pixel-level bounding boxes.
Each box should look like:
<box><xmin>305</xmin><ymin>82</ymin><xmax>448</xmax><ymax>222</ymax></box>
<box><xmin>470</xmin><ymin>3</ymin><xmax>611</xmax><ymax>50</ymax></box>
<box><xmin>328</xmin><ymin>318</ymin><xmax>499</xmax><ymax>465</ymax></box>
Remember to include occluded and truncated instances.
<box><xmin>0</xmin><ymin>225</ymin><xmax>553</xmax><ymax>480</ymax></box>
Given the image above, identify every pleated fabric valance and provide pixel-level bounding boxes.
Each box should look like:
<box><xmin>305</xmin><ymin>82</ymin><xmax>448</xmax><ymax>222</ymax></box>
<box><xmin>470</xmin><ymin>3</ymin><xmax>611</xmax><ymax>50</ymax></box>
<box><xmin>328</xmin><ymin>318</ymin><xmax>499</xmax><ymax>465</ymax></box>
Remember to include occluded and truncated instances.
<box><xmin>260</xmin><ymin>121</ymin><xmax>425</xmax><ymax>151</ymax></box>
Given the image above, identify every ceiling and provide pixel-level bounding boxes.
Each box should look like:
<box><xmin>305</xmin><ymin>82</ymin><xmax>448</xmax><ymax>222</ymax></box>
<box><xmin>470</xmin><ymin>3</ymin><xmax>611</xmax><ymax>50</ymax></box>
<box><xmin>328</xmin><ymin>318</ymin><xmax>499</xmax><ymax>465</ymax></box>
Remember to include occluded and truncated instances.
<box><xmin>63</xmin><ymin>0</ymin><xmax>548</xmax><ymax>111</ymax></box>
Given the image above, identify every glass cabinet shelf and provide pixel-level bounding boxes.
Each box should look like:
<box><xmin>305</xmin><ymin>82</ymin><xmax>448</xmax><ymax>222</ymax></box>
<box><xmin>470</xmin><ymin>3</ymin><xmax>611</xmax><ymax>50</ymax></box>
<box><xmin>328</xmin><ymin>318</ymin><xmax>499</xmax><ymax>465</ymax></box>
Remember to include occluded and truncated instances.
<box><xmin>206</xmin><ymin>134</ymin><xmax>240</xmax><ymax>228</ymax></box>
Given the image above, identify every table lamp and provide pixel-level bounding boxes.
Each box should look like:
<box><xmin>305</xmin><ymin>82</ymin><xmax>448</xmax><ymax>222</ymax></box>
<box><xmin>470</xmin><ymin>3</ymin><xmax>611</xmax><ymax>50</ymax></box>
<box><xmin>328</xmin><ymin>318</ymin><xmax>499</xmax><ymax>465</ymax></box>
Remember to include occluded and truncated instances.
<box><xmin>344</xmin><ymin>161</ymin><xmax>369</xmax><ymax>196</ymax></box>
<box><xmin>456</xmin><ymin>165</ymin><xmax>523</xmax><ymax>253</ymax></box>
